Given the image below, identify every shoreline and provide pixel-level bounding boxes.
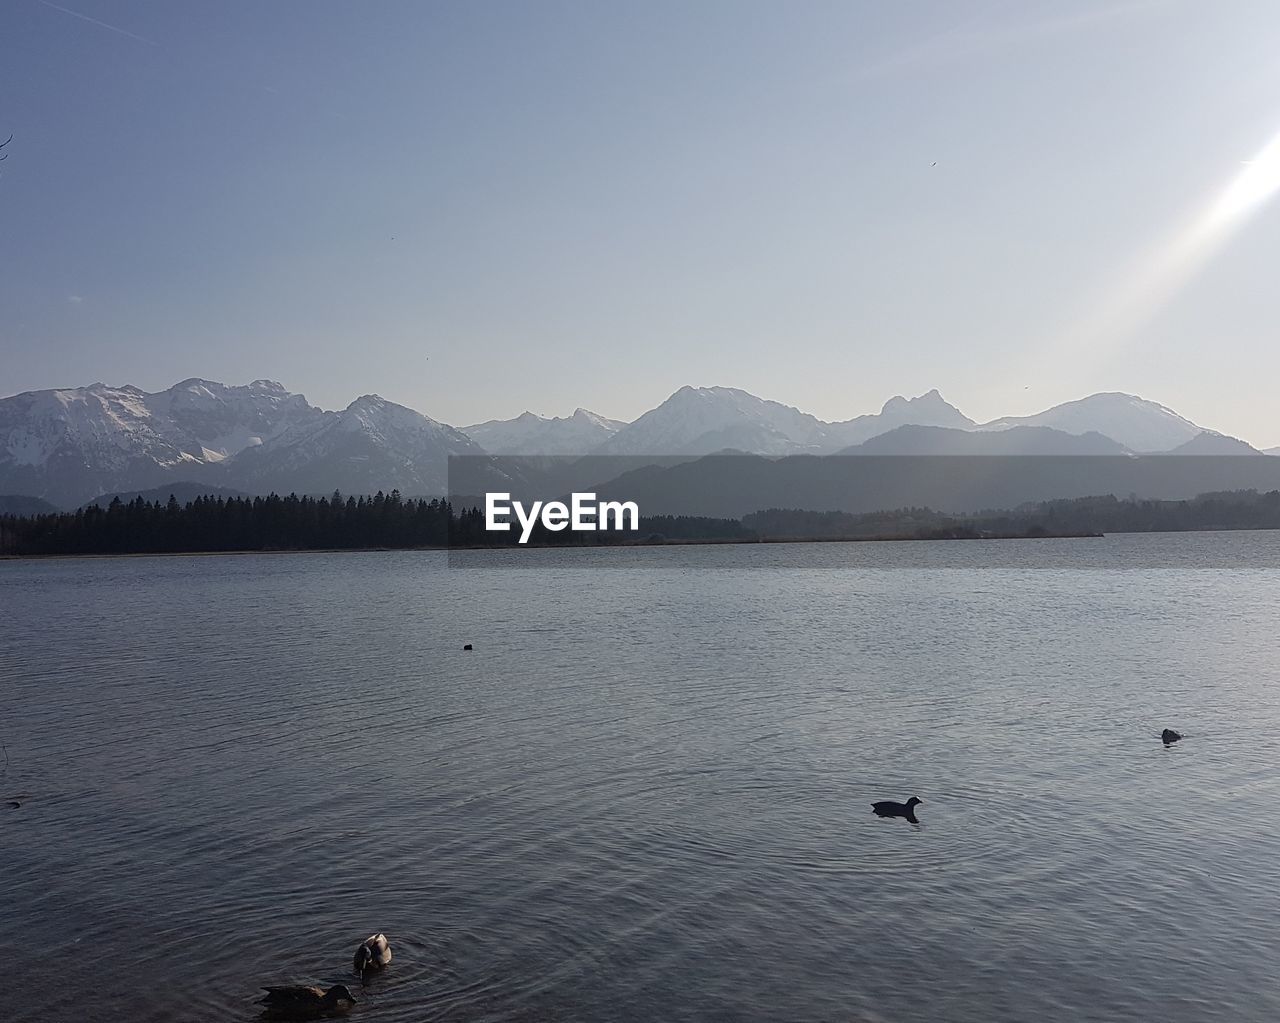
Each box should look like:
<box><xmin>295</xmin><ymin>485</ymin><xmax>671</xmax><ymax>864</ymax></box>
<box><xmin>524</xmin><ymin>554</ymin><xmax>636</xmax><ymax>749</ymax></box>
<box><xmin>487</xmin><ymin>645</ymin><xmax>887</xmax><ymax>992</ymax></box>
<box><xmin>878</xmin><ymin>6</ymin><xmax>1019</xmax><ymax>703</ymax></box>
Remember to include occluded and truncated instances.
<box><xmin>22</xmin><ymin>528</ymin><xmax>1272</xmax><ymax>563</ymax></box>
<box><xmin>9</xmin><ymin>526</ymin><xmax>1280</xmax><ymax>563</ymax></box>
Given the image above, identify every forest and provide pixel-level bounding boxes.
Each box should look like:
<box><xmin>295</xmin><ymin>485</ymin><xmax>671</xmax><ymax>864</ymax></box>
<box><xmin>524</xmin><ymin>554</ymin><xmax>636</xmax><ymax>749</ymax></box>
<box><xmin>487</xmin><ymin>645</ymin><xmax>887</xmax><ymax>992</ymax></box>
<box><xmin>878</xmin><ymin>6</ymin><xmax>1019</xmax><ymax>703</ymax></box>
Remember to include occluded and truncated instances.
<box><xmin>0</xmin><ymin>490</ymin><xmax>752</xmax><ymax>556</ymax></box>
<box><xmin>743</xmin><ymin>490</ymin><xmax>1280</xmax><ymax>539</ymax></box>
<box><xmin>2</xmin><ymin>488</ymin><xmax>1279</xmax><ymax>556</ymax></box>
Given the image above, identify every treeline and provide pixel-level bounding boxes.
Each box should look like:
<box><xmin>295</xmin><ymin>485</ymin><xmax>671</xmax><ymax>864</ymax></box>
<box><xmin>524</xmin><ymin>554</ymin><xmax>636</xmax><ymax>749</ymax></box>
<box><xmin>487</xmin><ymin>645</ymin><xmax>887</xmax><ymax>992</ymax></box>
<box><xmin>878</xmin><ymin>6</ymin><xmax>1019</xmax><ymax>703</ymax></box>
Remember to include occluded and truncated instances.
<box><xmin>743</xmin><ymin>507</ymin><xmax>953</xmax><ymax>538</ymax></box>
<box><xmin>4</xmin><ymin>488</ymin><xmax>1279</xmax><ymax>557</ymax></box>
<box><xmin>744</xmin><ymin>490</ymin><xmax>1280</xmax><ymax>540</ymax></box>
<box><xmin>990</xmin><ymin>490</ymin><xmax>1280</xmax><ymax>535</ymax></box>
<box><xmin>0</xmin><ymin>491</ymin><xmax>753</xmax><ymax>556</ymax></box>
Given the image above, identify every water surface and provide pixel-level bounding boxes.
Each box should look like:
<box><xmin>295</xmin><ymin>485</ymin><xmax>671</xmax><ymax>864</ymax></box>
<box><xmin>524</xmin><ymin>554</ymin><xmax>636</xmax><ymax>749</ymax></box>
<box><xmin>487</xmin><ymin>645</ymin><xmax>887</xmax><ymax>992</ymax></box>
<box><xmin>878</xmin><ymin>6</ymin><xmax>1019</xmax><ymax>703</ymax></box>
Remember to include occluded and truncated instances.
<box><xmin>4</xmin><ymin>532</ymin><xmax>1280</xmax><ymax>1021</ymax></box>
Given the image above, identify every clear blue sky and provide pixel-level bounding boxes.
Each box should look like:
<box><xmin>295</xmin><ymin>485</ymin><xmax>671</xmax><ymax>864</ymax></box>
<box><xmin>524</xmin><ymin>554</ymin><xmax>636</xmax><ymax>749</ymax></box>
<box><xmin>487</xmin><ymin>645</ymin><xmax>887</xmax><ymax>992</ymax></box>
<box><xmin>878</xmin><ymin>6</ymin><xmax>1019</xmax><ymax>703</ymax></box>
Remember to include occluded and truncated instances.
<box><xmin>4</xmin><ymin>0</ymin><xmax>1280</xmax><ymax>444</ymax></box>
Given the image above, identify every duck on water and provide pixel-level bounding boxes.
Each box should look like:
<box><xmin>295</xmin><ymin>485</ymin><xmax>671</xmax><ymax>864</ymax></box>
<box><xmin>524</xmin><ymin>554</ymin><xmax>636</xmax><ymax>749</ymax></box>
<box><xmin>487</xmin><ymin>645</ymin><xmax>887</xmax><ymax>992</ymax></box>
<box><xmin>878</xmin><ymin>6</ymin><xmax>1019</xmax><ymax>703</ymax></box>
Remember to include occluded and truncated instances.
<box><xmin>258</xmin><ymin>984</ymin><xmax>356</xmax><ymax>1019</ymax></box>
<box><xmin>353</xmin><ymin>932</ymin><xmax>393</xmax><ymax>979</ymax></box>
<box><xmin>872</xmin><ymin>796</ymin><xmax>922</xmax><ymax>823</ymax></box>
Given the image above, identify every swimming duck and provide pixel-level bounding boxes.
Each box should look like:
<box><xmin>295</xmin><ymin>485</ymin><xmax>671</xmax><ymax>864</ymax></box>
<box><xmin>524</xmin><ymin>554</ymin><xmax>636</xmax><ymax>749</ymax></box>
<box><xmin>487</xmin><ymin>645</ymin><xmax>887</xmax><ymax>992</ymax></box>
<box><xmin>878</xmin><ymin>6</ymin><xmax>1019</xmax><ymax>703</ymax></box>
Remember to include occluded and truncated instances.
<box><xmin>872</xmin><ymin>796</ymin><xmax>922</xmax><ymax>823</ymax></box>
<box><xmin>1162</xmin><ymin>729</ymin><xmax>1183</xmax><ymax>745</ymax></box>
<box><xmin>257</xmin><ymin>984</ymin><xmax>356</xmax><ymax>1019</ymax></box>
<box><xmin>353</xmin><ymin>932</ymin><xmax>392</xmax><ymax>978</ymax></box>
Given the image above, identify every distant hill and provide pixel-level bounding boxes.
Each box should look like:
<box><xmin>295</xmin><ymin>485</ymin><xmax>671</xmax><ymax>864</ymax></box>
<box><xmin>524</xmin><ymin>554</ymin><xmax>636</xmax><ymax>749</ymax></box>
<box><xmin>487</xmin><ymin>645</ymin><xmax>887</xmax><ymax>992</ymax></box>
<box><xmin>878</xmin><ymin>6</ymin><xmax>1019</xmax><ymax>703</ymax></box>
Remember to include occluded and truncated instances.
<box><xmin>1160</xmin><ymin>432</ymin><xmax>1264</xmax><ymax>455</ymax></box>
<box><xmin>590</xmin><ymin>452</ymin><xmax>1280</xmax><ymax>519</ymax></box>
<box><xmin>0</xmin><ymin>494</ymin><xmax>57</xmax><ymax>515</ymax></box>
<box><xmin>840</xmin><ymin>424</ymin><xmax>1128</xmax><ymax>456</ymax></box>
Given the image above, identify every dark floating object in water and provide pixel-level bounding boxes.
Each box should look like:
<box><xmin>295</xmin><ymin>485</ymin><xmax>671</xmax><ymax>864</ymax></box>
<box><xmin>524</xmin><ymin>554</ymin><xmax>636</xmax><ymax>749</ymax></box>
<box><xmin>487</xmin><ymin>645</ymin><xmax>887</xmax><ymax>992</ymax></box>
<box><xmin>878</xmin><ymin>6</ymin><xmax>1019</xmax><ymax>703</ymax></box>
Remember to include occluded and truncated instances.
<box><xmin>353</xmin><ymin>932</ymin><xmax>392</xmax><ymax>979</ymax></box>
<box><xmin>258</xmin><ymin>984</ymin><xmax>356</xmax><ymax>1019</ymax></box>
<box><xmin>6</xmin><ymin>800</ymin><xmax>20</xmax><ymax>809</ymax></box>
<box><xmin>463</xmin><ymin>643</ymin><xmax>473</xmax><ymax>651</ymax></box>
<box><xmin>872</xmin><ymin>796</ymin><xmax>922</xmax><ymax>823</ymax></box>
<box><xmin>1162</xmin><ymin>729</ymin><xmax>1183</xmax><ymax>745</ymax></box>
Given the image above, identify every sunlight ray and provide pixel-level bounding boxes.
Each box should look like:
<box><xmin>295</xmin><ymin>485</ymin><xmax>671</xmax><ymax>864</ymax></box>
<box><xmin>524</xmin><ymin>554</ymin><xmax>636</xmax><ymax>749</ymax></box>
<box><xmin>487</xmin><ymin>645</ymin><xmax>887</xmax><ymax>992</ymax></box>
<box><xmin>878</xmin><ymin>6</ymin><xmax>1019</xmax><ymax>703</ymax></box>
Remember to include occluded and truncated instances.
<box><xmin>1044</xmin><ymin>123</ymin><xmax>1280</xmax><ymax>376</ymax></box>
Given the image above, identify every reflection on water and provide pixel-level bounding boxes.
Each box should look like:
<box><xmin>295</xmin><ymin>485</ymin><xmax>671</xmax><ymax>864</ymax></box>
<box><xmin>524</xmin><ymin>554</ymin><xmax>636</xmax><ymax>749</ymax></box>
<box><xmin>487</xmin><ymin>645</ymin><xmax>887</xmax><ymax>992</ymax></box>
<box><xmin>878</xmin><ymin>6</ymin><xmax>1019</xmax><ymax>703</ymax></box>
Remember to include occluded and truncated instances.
<box><xmin>3</xmin><ymin>532</ymin><xmax>1280</xmax><ymax>1021</ymax></box>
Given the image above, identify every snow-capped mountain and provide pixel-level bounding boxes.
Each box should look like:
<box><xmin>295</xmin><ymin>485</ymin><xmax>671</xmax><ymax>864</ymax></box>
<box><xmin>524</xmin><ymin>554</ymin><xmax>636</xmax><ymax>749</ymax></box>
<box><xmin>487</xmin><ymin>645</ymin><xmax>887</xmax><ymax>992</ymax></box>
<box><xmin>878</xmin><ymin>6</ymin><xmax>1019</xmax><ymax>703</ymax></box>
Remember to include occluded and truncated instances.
<box><xmin>592</xmin><ymin>385</ymin><xmax>975</xmax><ymax>457</ymax></box>
<box><xmin>223</xmin><ymin>394</ymin><xmax>483</xmax><ymax>497</ymax></box>
<box><xmin>592</xmin><ymin>386</ymin><xmax>827</xmax><ymax>456</ymax></box>
<box><xmin>976</xmin><ymin>393</ymin><xmax>1204</xmax><ymax>453</ymax></box>
<box><xmin>463</xmin><ymin>408</ymin><xmax>626</xmax><ymax>455</ymax></box>
<box><xmin>155</xmin><ymin>378</ymin><xmax>321</xmax><ymax>460</ymax></box>
<box><xmin>841</xmin><ymin>424</ymin><xmax>1128</xmax><ymax>455</ymax></box>
<box><xmin>0</xmin><ymin>379</ymin><xmax>322</xmax><ymax>507</ymax></box>
<box><xmin>0</xmin><ymin>379</ymin><xmax>478</xmax><ymax>506</ymax></box>
<box><xmin>1</xmin><ymin>376</ymin><xmax>1260</xmax><ymax>508</ymax></box>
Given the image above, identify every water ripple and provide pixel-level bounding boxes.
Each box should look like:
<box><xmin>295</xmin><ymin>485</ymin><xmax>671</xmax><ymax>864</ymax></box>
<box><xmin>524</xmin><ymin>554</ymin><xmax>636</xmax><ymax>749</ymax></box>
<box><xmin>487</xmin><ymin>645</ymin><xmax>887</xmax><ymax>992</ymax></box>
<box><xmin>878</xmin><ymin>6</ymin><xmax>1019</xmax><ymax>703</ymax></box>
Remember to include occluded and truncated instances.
<box><xmin>4</xmin><ymin>537</ymin><xmax>1280</xmax><ymax>1021</ymax></box>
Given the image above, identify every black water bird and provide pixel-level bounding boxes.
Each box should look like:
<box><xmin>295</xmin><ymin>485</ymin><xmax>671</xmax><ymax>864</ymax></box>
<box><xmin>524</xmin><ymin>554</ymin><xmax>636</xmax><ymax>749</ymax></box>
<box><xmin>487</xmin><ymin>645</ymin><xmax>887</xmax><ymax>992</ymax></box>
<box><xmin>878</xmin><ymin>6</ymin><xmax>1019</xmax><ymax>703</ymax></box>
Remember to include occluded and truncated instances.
<box><xmin>257</xmin><ymin>984</ymin><xmax>356</xmax><ymax>1019</ymax></box>
<box><xmin>872</xmin><ymin>796</ymin><xmax>922</xmax><ymax>823</ymax></box>
<box><xmin>1162</xmin><ymin>729</ymin><xmax>1183</xmax><ymax>745</ymax></box>
<box><xmin>463</xmin><ymin>643</ymin><xmax>473</xmax><ymax>651</ymax></box>
<box><xmin>353</xmin><ymin>932</ymin><xmax>392</xmax><ymax>979</ymax></box>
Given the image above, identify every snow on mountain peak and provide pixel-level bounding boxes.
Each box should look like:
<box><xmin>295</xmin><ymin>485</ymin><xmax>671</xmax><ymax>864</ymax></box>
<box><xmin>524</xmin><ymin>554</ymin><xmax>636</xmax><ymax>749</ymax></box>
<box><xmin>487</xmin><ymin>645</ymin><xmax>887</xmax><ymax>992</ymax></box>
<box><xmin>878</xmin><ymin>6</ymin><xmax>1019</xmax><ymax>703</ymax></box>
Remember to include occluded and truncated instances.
<box><xmin>462</xmin><ymin>405</ymin><xmax>626</xmax><ymax>455</ymax></box>
<box><xmin>571</xmin><ymin>408</ymin><xmax>622</xmax><ymax>429</ymax></box>
<box><xmin>339</xmin><ymin>394</ymin><xmax>454</xmax><ymax>440</ymax></box>
<box><xmin>0</xmin><ymin>378</ymin><xmax>328</xmax><ymax>506</ymax></box>
<box><xmin>596</xmin><ymin>385</ymin><xmax>830</xmax><ymax>456</ymax></box>
<box><xmin>228</xmin><ymin>392</ymin><xmax>480</xmax><ymax>497</ymax></box>
<box><xmin>977</xmin><ymin>391</ymin><xmax>1204</xmax><ymax>452</ymax></box>
<box><xmin>346</xmin><ymin>393</ymin><xmax>388</xmax><ymax>414</ymax></box>
<box><xmin>0</xmin><ymin>376</ymin><xmax>1256</xmax><ymax>507</ymax></box>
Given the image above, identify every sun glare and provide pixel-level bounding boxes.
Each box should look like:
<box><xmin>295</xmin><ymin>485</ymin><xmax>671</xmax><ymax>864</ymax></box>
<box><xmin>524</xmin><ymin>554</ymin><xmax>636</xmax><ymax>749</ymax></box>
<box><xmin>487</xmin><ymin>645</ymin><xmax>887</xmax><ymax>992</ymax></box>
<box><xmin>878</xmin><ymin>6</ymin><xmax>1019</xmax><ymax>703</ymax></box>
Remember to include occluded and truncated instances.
<box><xmin>1205</xmin><ymin>130</ymin><xmax>1280</xmax><ymax>226</ymax></box>
<box><xmin>1039</xmin><ymin>122</ymin><xmax>1280</xmax><ymax>382</ymax></box>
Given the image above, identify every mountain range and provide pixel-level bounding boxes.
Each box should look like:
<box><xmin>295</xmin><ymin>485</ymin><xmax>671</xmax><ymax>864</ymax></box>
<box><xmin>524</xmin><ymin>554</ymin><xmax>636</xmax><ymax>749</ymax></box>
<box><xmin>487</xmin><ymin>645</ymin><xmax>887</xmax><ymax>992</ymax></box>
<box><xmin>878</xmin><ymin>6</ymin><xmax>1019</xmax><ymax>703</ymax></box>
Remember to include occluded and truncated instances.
<box><xmin>589</xmin><ymin>386</ymin><xmax>977</xmax><ymax>456</ymax></box>
<box><xmin>463</xmin><ymin>408</ymin><xmax>625</xmax><ymax>455</ymax></box>
<box><xmin>0</xmin><ymin>377</ymin><xmax>1270</xmax><ymax>508</ymax></box>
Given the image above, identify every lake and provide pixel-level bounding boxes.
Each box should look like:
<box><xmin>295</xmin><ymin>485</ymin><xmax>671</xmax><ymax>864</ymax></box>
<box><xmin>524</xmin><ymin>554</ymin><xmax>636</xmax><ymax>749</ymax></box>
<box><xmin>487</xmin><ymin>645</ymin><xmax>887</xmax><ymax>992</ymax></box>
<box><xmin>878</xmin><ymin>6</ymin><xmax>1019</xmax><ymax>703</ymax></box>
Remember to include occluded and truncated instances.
<box><xmin>4</xmin><ymin>532</ymin><xmax>1280</xmax><ymax>1021</ymax></box>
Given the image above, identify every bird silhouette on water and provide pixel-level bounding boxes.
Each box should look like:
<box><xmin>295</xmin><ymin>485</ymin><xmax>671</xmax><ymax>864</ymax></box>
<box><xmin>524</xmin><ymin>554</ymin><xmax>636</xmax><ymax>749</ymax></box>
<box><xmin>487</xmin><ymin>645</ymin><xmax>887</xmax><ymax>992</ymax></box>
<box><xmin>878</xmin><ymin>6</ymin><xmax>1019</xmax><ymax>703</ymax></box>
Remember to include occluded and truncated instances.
<box><xmin>1162</xmin><ymin>728</ymin><xmax>1183</xmax><ymax>745</ymax></box>
<box><xmin>872</xmin><ymin>796</ymin><xmax>922</xmax><ymax>823</ymax></box>
<box><xmin>258</xmin><ymin>984</ymin><xmax>356</xmax><ymax>1019</ymax></box>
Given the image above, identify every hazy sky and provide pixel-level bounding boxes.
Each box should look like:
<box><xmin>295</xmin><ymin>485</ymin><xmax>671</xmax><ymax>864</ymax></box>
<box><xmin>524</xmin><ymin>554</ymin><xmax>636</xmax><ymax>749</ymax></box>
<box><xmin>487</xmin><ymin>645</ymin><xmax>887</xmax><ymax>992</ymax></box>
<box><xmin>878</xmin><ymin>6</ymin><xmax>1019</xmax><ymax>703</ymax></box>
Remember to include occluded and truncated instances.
<box><xmin>4</xmin><ymin>0</ymin><xmax>1280</xmax><ymax>444</ymax></box>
